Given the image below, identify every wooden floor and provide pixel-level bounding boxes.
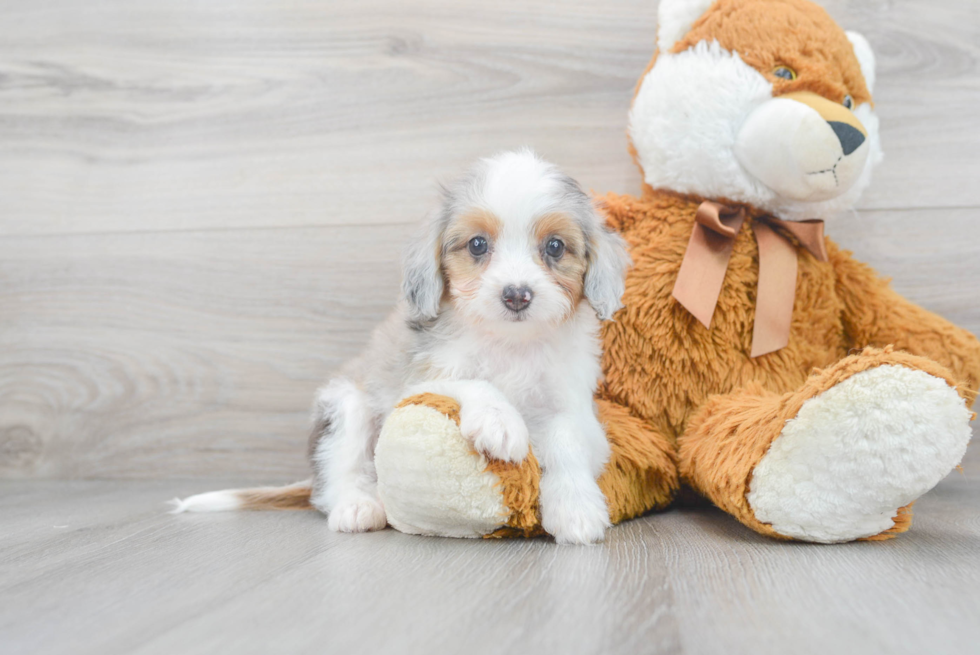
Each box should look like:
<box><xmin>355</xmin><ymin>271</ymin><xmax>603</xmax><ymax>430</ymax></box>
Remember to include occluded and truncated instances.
<box><xmin>3</xmin><ymin>447</ymin><xmax>980</xmax><ymax>655</ymax></box>
<box><xmin>2</xmin><ymin>0</ymin><xmax>980</xmax><ymax>653</ymax></box>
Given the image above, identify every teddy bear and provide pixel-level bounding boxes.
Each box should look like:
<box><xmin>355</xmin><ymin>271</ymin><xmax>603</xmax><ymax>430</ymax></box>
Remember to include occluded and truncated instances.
<box><xmin>373</xmin><ymin>0</ymin><xmax>980</xmax><ymax>543</ymax></box>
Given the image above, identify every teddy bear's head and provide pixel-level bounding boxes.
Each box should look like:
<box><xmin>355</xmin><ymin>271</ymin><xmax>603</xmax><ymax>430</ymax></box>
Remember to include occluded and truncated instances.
<box><xmin>629</xmin><ymin>0</ymin><xmax>882</xmax><ymax>221</ymax></box>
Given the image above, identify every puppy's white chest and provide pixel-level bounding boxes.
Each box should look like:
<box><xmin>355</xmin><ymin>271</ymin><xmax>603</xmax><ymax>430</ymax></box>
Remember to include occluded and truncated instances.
<box><xmin>429</xmin><ymin>337</ymin><xmax>555</xmax><ymax>406</ymax></box>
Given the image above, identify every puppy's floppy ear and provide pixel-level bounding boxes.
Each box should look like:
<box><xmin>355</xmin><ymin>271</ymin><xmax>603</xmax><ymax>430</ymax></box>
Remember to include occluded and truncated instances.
<box><xmin>584</xmin><ymin>203</ymin><xmax>631</xmax><ymax>321</ymax></box>
<box><xmin>402</xmin><ymin>208</ymin><xmax>447</xmax><ymax>322</ymax></box>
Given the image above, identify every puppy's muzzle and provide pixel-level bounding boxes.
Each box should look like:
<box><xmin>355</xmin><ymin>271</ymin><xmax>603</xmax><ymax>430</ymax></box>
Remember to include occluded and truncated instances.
<box><xmin>501</xmin><ymin>285</ymin><xmax>533</xmax><ymax>313</ymax></box>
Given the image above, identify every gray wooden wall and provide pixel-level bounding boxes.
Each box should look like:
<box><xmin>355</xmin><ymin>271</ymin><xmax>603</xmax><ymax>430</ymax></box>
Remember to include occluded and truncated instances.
<box><xmin>2</xmin><ymin>0</ymin><xmax>978</xmax><ymax>480</ymax></box>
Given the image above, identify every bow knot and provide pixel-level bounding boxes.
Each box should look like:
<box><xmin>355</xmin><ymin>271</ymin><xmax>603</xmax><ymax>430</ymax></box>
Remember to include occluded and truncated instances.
<box><xmin>671</xmin><ymin>201</ymin><xmax>828</xmax><ymax>358</ymax></box>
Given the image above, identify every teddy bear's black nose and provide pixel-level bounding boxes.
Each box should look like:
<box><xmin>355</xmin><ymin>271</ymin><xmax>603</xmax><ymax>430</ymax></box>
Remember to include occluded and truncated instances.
<box><xmin>828</xmin><ymin>121</ymin><xmax>866</xmax><ymax>156</ymax></box>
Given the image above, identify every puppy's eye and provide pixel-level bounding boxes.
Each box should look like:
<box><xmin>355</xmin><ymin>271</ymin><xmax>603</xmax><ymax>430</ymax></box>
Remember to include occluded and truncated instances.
<box><xmin>843</xmin><ymin>94</ymin><xmax>854</xmax><ymax>110</ymax></box>
<box><xmin>545</xmin><ymin>237</ymin><xmax>565</xmax><ymax>259</ymax></box>
<box><xmin>772</xmin><ymin>66</ymin><xmax>797</xmax><ymax>81</ymax></box>
<box><xmin>467</xmin><ymin>236</ymin><xmax>488</xmax><ymax>257</ymax></box>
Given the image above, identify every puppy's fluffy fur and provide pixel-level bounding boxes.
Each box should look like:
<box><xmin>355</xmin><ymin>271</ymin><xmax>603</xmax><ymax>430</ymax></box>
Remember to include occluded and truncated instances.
<box><xmin>173</xmin><ymin>150</ymin><xmax>631</xmax><ymax>545</ymax></box>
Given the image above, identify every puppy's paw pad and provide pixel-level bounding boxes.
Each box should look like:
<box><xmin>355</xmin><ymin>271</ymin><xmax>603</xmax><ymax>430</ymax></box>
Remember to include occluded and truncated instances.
<box><xmin>460</xmin><ymin>403</ymin><xmax>529</xmax><ymax>463</ymax></box>
<box><xmin>328</xmin><ymin>497</ymin><xmax>387</xmax><ymax>533</ymax></box>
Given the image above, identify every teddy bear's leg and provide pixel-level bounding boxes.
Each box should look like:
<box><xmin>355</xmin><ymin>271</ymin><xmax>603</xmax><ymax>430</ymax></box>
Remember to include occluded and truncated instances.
<box><xmin>593</xmin><ymin>397</ymin><xmax>680</xmax><ymax>523</ymax></box>
<box><xmin>678</xmin><ymin>348</ymin><xmax>973</xmax><ymax>543</ymax></box>
<box><xmin>374</xmin><ymin>394</ymin><xmax>679</xmax><ymax>539</ymax></box>
<box><xmin>832</xmin><ymin>249</ymin><xmax>980</xmax><ymax>406</ymax></box>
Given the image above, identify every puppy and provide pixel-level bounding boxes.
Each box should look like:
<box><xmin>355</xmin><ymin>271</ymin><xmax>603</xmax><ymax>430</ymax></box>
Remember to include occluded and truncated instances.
<box><xmin>173</xmin><ymin>150</ymin><xmax>631</xmax><ymax>545</ymax></box>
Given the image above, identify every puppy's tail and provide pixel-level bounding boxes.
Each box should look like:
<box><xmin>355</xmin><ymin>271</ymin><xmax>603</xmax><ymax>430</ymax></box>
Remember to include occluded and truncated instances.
<box><xmin>168</xmin><ymin>479</ymin><xmax>313</xmax><ymax>513</ymax></box>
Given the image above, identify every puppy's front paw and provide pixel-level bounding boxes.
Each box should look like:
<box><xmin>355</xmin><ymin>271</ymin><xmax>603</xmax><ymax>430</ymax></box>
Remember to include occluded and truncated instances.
<box><xmin>327</xmin><ymin>495</ymin><xmax>387</xmax><ymax>533</ymax></box>
<box><xmin>459</xmin><ymin>399</ymin><xmax>529</xmax><ymax>463</ymax></box>
<box><xmin>541</xmin><ymin>485</ymin><xmax>611</xmax><ymax>546</ymax></box>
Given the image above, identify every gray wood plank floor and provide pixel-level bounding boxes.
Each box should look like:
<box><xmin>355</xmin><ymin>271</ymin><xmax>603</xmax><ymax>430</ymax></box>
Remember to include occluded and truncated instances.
<box><xmin>2</xmin><ymin>0</ymin><xmax>980</xmax><ymax>653</ymax></box>
<box><xmin>3</xmin><ymin>446</ymin><xmax>979</xmax><ymax>655</ymax></box>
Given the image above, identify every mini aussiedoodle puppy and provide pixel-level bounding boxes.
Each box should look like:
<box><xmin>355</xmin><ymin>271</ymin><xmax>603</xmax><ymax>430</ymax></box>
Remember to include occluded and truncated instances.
<box><xmin>174</xmin><ymin>150</ymin><xmax>631</xmax><ymax>544</ymax></box>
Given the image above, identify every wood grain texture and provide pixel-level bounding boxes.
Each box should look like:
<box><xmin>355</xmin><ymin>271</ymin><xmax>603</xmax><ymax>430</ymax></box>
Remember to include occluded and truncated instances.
<box><xmin>2</xmin><ymin>1</ymin><xmax>979</xmax><ymax>652</ymax></box>
<box><xmin>0</xmin><ymin>0</ymin><xmax>978</xmax><ymax>238</ymax></box>
<box><xmin>1</xmin><ymin>208</ymin><xmax>977</xmax><ymax>479</ymax></box>
<box><xmin>1</xmin><ymin>447</ymin><xmax>978</xmax><ymax>655</ymax></box>
<box><xmin>0</xmin><ymin>1</ymin><xmax>978</xmax><ymax>480</ymax></box>
<box><xmin>0</xmin><ymin>224</ymin><xmax>410</xmax><ymax>479</ymax></box>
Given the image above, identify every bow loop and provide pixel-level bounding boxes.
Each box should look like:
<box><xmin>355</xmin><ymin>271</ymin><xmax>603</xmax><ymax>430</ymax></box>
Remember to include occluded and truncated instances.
<box><xmin>695</xmin><ymin>201</ymin><xmax>745</xmax><ymax>238</ymax></box>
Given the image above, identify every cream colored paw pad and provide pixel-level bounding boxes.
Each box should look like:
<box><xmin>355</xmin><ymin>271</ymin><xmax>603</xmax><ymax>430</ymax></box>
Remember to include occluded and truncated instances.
<box><xmin>747</xmin><ymin>365</ymin><xmax>972</xmax><ymax>543</ymax></box>
<box><xmin>375</xmin><ymin>402</ymin><xmax>507</xmax><ymax>538</ymax></box>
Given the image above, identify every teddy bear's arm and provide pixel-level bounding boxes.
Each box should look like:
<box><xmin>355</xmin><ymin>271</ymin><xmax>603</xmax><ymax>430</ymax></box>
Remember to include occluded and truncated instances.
<box><xmin>830</xmin><ymin>246</ymin><xmax>980</xmax><ymax>406</ymax></box>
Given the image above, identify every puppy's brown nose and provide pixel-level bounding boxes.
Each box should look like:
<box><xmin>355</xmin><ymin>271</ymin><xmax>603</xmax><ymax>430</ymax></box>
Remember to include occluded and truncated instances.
<box><xmin>502</xmin><ymin>285</ymin><xmax>533</xmax><ymax>312</ymax></box>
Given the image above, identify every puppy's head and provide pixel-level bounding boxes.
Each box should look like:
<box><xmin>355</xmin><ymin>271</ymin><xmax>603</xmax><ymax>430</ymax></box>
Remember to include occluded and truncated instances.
<box><xmin>403</xmin><ymin>150</ymin><xmax>630</xmax><ymax>336</ymax></box>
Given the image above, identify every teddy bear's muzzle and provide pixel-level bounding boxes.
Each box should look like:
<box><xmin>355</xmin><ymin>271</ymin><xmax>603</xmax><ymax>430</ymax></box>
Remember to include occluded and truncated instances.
<box><xmin>734</xmin><ymin>91</ymin><xmax>870</xmax><ymax>203</ymax></box>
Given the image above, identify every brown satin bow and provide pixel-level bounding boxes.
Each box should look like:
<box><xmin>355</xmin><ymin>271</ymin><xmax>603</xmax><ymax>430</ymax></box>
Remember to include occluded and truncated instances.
<box><xmin>671</xmin><ymin>201</ymin><xmax>829</xmax><ymax>358</ymax></box>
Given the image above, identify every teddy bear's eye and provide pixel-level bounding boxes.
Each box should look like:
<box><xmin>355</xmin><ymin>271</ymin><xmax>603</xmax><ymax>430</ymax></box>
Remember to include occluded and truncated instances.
<box><xmin>843</xmin><ymin>94</ymin><xmax>854</xmax><ymax>110</ymax></box>
<box><xmin>772</xmin><ymin>66</ymin><xmax>797</xmax><ymax>81</ymax></box>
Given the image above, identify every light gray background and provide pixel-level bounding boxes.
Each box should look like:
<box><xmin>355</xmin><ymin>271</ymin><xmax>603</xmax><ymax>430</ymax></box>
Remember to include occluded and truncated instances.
<box><xmin>1</xmin><ymin>1</ymin><xmax>978</xmax><ymax>654</ymax></box>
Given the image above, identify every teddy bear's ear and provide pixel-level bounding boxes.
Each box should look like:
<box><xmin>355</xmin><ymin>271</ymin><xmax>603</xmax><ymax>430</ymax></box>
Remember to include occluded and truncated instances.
<box><xmin>846</xmin><ymin>31</ymin><xmax>876</xmax><ymax>94</ymax></box>
<box><xmin>657</xmin><ymin>0</ymin><xmax>716</xmax><ymax>52</ymax></box>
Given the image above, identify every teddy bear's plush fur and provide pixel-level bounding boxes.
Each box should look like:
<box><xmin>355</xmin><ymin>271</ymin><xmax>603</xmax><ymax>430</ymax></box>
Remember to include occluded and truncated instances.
<box><xmin>375</xmin><ymin>0</ymin><xmax>980</xmax><ymax>543</ymax></box>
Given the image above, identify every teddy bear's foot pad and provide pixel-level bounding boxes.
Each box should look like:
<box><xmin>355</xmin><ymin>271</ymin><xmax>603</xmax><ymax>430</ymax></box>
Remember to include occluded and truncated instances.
<box><xmin>747</xmin><ymin>364</ymin><xmax>972</xmax><ymax>543</ymax></box>
<box><xmin>376</xmin><ymin>401</ymin><xmax>510</xmax><ymax>538</ymax></box>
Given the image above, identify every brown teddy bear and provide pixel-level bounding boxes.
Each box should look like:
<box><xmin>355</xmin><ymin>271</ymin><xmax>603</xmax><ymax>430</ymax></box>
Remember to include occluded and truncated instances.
<box><xmin>374</xmin><ymin>0</ymin><xmax>980</xmax><ymax>543</ymax></box>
